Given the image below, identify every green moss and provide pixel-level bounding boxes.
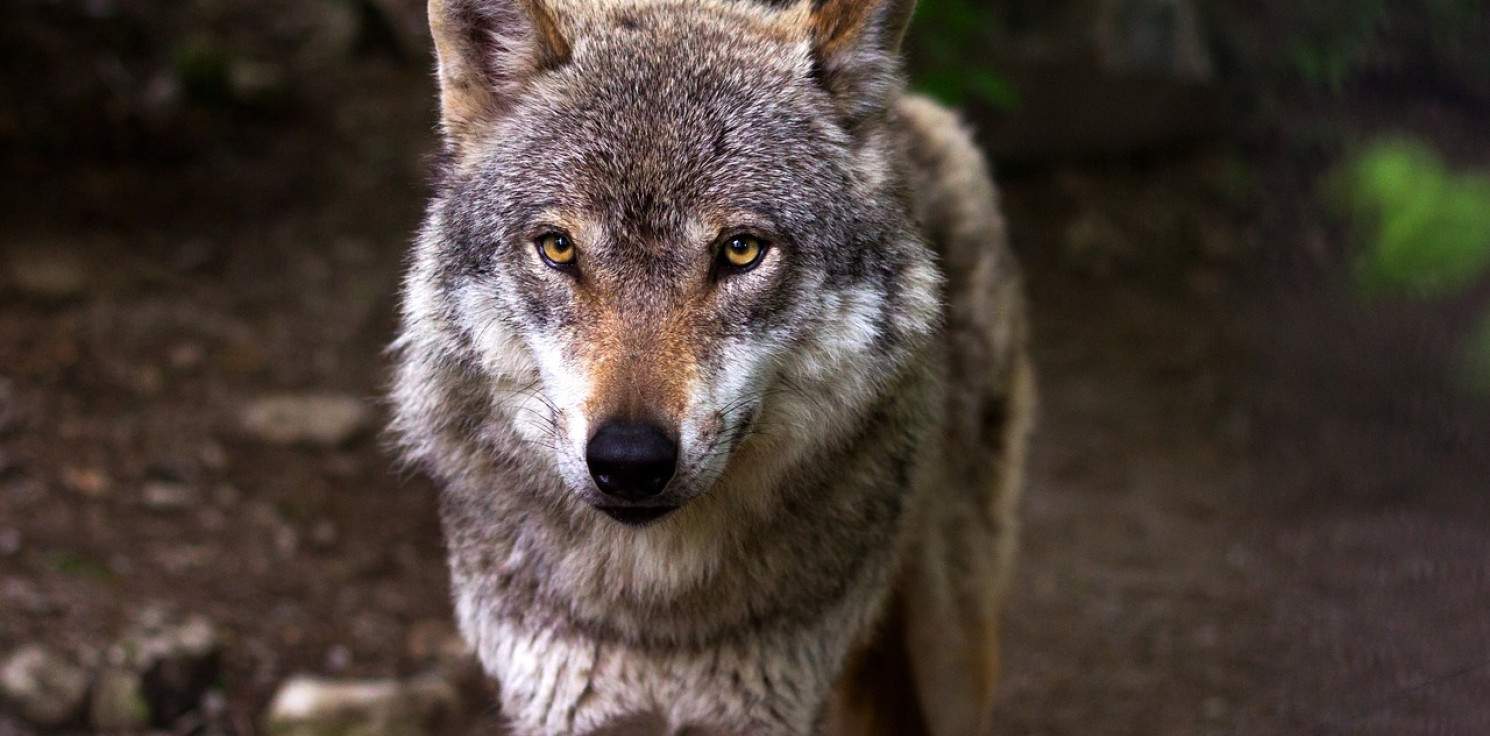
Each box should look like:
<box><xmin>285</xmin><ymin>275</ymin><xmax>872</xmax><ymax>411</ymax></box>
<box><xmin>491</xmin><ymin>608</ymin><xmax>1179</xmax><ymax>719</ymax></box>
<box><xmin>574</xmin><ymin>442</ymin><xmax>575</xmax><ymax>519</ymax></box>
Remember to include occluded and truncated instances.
<box><xmin>1336</xmin><ymin>140</ymin><xmax>1490</xmax><ymax>298</ymax></box>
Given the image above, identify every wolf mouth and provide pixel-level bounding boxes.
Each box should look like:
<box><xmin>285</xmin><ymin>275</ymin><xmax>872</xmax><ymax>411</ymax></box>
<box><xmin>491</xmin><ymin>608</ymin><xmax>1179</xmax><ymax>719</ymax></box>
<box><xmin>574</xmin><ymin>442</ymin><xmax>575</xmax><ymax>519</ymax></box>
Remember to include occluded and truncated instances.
<box><xmin>596</xmin><ymin>505</ymin><xmax>678</xmax><ymax>527</ymax></box>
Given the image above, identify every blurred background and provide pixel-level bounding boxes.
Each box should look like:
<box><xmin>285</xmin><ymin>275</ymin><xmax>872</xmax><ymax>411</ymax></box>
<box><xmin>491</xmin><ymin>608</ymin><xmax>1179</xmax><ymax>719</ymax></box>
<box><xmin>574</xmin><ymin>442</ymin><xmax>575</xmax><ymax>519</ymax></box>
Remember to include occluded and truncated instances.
<box><xmin>1</xmin><ymin>0</ymin><xmax>1488</xmax><ymax>734</ymax></box>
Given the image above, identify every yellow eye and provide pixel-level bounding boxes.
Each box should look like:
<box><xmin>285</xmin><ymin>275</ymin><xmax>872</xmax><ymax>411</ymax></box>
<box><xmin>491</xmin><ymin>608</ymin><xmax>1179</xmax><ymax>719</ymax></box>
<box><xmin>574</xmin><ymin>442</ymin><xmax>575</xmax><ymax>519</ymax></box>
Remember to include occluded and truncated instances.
<box><xmin>722</xmin><ymin>235</ymin><xmax>766</xmax><ymax>270</ymax></box>
<box><xmin>537</xmin><ymin>233</ymin><xmax>576</xmax><ymax>268</ymax></box>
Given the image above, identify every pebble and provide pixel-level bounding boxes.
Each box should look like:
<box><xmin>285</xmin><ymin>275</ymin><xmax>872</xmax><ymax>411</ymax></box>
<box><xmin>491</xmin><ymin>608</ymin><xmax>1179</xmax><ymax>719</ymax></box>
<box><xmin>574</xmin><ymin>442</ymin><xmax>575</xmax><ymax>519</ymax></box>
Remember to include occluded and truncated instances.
<box><xmin>239</xmin><ymin>394</ymin><xmax>372</xmax><ymax>447</ymax></box>
<box><xmin>0</xmin><ymin>527</ymin><xmax>20</xmax><ymax>556</ymax></box>
<box><xmin>62</xmin><ymin>466</ymin><xmax>112</xmax><ymax>499</ymax></box>
<box><xmin>264</xmin><ymin>673</ymin><xmax>461</xmax><ymax>736</ymax></box>
<box><xmin>141</xmin><ymin>480</ymin><xmax>200</xmax><ymax>512</ymax></box>
<box><xmin>0</xmin><ymin>645</ymin><xmax>89</xmax><ymax>727</ymax></box>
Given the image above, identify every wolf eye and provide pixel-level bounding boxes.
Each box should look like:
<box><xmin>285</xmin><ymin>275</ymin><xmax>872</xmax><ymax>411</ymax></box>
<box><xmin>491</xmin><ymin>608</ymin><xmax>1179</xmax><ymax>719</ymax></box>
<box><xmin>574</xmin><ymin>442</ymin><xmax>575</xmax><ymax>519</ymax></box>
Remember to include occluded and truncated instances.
<box><xmin>536</xmin><ymin>232</ymin><xmax>576</xmax><ymax>269</ymax></box>
<box><xmin>719</xmin><ymin>235</ymin><xmax>767</xmax><ymax>272</ymax></box>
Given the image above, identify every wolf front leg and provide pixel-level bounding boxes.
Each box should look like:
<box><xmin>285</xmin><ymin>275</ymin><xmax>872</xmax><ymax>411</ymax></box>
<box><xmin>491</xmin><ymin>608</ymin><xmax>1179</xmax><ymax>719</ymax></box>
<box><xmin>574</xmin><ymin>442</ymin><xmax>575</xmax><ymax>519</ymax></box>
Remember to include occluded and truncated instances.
<box><xmin>907</xmin><ymin>356</ymin><xmax>1035</xmax><ymax>736</ymax></box>
<box><xmin>827</xmin><ymin>356</ymin><xmax>1034</xmax><ymax>736</ymax></box>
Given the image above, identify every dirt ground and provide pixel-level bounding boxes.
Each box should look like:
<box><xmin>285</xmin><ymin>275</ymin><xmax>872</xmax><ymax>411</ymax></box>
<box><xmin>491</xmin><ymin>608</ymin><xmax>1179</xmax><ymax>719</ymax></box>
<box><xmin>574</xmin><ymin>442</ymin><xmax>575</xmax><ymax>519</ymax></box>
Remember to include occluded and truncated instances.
<box><xmin>3</xmin><ymin>27</ymin><xmax>1490</xmax><ymax>736</ymax></box>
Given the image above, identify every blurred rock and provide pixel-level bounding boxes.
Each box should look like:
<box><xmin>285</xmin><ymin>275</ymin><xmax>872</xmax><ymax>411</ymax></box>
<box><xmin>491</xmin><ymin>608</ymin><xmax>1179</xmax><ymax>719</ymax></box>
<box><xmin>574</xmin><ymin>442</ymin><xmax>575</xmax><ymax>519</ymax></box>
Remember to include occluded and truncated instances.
<box><xmin>265</xmin><ymin>673</ymin><xmax>461</xmax><ymax>736</ymax></box>
<box><xmin>117</xmin><ymin>612</ymin><xmax>223</xmax><ymax>726</ymax></box>
<box><xmin>239</xmin><ymin>394</ymin><xmax>372</xmax><ymax>447</ymax></box>
<box><xmin>62</xmin><ymin>466</ymin><xmax>112</xmax><ymax>499</ymax></box>
<box><xmin>141</xmin><ymin>480</ymin><xmax>200</xmax><ymax>512</ymax></box>
<box><xmin>90</xmin><ymin>667</ymin><xmax>151</xmax><ymax>731</ymax></box>
<box><xmin>0</xmin><ymin>645</ymin><xmax>89</xmax><ymax>728</ymax></box>
<box><xmin>5</xmin><ymin>248</ymin><xmax>90</xmax><ymax>303</ymax></box>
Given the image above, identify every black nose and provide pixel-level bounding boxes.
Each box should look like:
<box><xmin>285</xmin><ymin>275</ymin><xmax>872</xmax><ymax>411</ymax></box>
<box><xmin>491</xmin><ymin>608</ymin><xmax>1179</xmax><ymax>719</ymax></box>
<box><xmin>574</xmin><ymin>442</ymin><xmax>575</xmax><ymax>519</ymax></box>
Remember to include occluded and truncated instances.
<box><xmin>586</xmin><ymin>421</ymin><xmax>678</xmax><ymax>501</ymax></box>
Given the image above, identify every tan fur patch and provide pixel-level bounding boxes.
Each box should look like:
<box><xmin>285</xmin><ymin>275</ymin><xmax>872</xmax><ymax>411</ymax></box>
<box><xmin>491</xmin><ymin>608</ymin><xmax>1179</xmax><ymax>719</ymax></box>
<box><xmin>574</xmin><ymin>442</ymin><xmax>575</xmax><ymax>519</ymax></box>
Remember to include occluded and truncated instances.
<box><xmin>578</xmin><ymin>302</ymin><xmax>700</xmax><ymax>427</ymax></box>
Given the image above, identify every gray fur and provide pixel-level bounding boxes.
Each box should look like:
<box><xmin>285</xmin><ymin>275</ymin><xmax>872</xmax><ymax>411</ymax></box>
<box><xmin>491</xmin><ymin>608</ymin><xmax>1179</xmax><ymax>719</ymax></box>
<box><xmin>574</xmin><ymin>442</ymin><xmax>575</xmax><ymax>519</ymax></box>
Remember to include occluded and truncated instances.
<box><xmin>389</xmin><ymin>0</ymin><xmax>1032</xmax><ymax>733</ymax></box>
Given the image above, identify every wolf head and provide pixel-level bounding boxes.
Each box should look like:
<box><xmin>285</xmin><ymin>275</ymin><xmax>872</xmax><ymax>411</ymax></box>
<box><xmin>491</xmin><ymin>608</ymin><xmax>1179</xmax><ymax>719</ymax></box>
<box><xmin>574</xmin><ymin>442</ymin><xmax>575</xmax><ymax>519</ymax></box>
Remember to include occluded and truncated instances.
<box><xmin>394</xmin><ymin>0</ymin><xmax>942</xmax><ymax>532</ymax></box>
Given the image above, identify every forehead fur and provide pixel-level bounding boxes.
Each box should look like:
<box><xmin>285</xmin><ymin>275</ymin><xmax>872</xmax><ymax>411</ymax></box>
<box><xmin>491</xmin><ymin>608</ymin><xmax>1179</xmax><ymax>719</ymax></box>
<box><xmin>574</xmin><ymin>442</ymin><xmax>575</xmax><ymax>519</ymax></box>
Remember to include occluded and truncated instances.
<box><xmin>457</xmin><ymin>0</ymin><xmax>858</xmax><ymax>237</ymax></box>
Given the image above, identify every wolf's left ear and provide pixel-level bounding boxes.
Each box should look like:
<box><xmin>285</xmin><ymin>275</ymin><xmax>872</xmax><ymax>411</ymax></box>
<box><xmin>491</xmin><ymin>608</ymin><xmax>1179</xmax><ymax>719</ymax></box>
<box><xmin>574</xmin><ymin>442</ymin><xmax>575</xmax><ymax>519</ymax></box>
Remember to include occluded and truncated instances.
<box><xmin>428</xmin><ymin>0</ymin><xmax>570</xmax><ymax>152</ymax></box>
<box><xmin>806</xmin><ymin>0</ymin><xmax>917</xmax><ymax>127</ymax></box>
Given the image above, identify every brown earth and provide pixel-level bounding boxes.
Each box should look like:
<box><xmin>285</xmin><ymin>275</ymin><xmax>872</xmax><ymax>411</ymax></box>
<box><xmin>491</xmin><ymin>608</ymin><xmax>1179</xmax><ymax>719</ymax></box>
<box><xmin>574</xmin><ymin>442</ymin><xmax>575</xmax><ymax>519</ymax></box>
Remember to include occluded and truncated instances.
<box><xmin>3</xmin><ymin>19</ymin><xmax>1490</xmax><ymax>736</ymax></box>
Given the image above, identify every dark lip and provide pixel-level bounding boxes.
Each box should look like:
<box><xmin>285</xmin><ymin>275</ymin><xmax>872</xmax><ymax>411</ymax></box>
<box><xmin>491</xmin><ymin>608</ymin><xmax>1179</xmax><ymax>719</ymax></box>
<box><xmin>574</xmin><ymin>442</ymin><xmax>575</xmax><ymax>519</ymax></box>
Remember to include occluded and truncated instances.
<box><xmin>596</xmin><ymin>505</ymin><xmax>678</xmax><ymax>528</ymax></box>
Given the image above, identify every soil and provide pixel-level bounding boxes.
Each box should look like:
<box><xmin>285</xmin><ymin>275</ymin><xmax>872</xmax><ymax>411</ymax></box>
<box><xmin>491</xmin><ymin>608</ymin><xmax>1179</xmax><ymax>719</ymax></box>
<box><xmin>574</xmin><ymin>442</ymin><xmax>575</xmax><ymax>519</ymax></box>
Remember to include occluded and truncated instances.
<box><xmin>3</xmin><ymin>11</ymin><xmax>1490</xmax><ymax>736</ymax></box>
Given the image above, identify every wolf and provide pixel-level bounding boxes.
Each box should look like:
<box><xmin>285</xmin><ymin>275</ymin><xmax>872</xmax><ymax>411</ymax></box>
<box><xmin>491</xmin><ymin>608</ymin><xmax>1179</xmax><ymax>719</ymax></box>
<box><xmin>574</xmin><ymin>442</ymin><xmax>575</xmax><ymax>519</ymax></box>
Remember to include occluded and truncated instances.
<box><xmin>388</xmin><ymin>0</ymin><xmax>1034</xmax><ymax>733</ymax></box>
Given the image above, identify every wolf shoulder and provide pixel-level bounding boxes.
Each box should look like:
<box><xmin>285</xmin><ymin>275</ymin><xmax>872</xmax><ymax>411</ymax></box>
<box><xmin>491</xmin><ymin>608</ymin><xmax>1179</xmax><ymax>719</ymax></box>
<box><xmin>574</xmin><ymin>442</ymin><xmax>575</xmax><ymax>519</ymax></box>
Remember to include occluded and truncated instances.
<box><xmin>891</xmin><ymin>93</ymin><xmax>1027</xmax><ymax>378</ymax></box>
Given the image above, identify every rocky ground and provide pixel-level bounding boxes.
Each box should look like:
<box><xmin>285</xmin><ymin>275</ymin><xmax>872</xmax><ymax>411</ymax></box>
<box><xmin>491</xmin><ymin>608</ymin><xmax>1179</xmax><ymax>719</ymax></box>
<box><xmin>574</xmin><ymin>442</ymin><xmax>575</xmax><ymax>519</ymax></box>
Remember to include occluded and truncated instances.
<box><xmin>3</xmin><ymin>1</ymin><xmax>1490</xmax><ymax>735</ymax></box>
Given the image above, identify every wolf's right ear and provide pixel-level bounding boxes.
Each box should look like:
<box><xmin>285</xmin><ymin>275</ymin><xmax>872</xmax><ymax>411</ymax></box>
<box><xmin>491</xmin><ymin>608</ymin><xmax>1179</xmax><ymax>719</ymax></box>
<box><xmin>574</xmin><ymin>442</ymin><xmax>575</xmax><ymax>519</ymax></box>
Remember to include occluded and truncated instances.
<box><xmin>806</xmin><ymin>0</ymin><xmax>918</xmax><ymax>128</ymax></box>
<box><xmin>428</xmin><ymin>0</ymin><xmax>570</xmax><ymax>152</ymax></box>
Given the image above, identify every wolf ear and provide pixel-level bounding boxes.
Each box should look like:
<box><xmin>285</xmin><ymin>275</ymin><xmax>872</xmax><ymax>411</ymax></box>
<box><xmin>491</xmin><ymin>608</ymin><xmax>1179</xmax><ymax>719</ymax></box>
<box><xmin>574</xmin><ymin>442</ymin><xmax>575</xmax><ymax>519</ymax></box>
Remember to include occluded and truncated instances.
<box><xmin>806</xmin><ymin>0</ymin><xmax>917</xmax><ymax>126</ymax></box>
<box><xmin>428</xmin><ymin>0</ymin><xmax>570</xmax><ymax>151</ymax></box>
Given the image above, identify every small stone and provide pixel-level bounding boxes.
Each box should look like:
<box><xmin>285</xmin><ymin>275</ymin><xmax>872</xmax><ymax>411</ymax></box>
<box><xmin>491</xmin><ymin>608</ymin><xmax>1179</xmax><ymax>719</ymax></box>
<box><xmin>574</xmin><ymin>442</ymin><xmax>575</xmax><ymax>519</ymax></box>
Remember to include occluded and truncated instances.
<box><xmin>239</xmin><ymin>394</ymin><xmax>372</xmax><ymax>447</ymax></box>
<box><xmin>141</xmin><ymin>481</ymin><xmax>200</xmax><ymax>512</ymax></box>
<box><xmin>265</xmin><ymin>673</ymin><xmax>461</xmax><ymax>736</ymax></box>
<box><xmin>62</xmin><ymin>466</ymin><xmax>111</xmax><ymax>499</ymax></box>
<box><xmin>90</xmin><ymin>667</ymin><xmax>151</xmax><ymax>731</ymax></box>
<box><xmin>5</xmin><ymin>249</ymin><xmax>90</xmax><ymax>303</ymax></box>
<box><xmin>0</xmin><ymin>645</ymin><xmax>89</xmax><ymax>727</ymax></box>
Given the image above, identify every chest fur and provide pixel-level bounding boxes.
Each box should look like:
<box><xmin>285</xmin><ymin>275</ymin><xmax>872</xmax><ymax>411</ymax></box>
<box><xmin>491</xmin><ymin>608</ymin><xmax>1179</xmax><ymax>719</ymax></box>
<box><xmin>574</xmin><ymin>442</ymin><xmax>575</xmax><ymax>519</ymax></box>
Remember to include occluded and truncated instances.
<box><xmin>458</xmin><ymin>593</ymin><xmax>883</xmax><ymax>736</ymax></box>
